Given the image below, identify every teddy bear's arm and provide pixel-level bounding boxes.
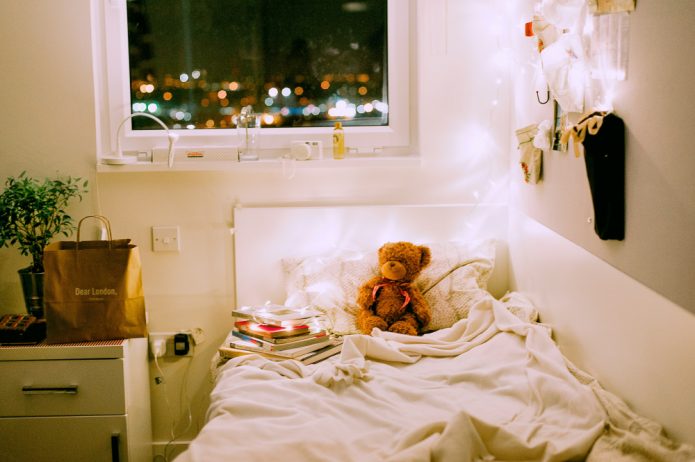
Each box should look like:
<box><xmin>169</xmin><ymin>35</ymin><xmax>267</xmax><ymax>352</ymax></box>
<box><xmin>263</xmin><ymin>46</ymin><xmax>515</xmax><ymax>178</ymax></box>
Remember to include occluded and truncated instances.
<box><xmin>356</xmin><ymin>282</ymin><xmax>376</xmax><ymax>312</ymax></box>
<box><xmin>356</xmin><ymin>276</ymin><xmax>384</xmax><ymax>309</ymax></box>
<box><xmin>355</xmin><ymin>277</ymin><xmax>389</xmax><ymax>334</ymax></box>
<box><xmin>409</xmin><ymin>289</ymin><xmax>431</xmax><ymax>326</ymax></box>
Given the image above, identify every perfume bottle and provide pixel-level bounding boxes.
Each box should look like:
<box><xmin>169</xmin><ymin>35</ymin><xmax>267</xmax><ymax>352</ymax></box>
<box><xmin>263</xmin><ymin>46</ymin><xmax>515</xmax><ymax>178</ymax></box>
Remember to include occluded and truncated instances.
<box><xmin>332</xmin><ymin>122</ymin><xmax>345</xmax><ymax>159</ymax></box>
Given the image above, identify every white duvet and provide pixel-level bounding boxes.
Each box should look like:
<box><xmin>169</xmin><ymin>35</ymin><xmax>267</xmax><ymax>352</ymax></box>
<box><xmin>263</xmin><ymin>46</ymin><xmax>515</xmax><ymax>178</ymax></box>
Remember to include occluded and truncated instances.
<box><xmin>176</xmin><ymin>296</ymin><xmax>694</xmax><ymax>462</ymax></box>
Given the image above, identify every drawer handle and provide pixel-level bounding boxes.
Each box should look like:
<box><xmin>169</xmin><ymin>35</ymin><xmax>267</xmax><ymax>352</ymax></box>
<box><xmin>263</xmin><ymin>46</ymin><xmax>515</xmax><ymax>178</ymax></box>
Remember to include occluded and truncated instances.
<box><xmin>111</xmin><ymin>433</ymin><xmax>120</xmax><ymax>462</ymax></box>
<box><xmin>22</xmin><ymin>385</ymin><xmax>79</xmax><ymax>395</ymax></box>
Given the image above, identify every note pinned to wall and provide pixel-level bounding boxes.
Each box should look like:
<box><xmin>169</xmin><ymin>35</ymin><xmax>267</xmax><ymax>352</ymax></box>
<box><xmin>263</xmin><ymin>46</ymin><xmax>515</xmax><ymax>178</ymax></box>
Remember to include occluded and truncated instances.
<box><xmin>588</xmin><ymin>0</ymin><xmax>635</xmax><ymax>15</ymax></box>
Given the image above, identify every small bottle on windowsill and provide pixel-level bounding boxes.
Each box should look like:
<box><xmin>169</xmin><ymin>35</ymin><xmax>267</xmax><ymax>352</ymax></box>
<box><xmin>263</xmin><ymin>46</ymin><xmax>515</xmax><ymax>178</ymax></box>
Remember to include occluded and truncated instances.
<box><xmin>332</xmin><ymin>122</ymin><xmax>345</xmax><ymax>159</ymax></box>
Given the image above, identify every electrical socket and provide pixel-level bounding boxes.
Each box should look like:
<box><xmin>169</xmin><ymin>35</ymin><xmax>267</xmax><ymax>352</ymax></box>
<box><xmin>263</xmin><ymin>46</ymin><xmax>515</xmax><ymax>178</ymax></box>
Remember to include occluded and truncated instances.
<box><xmin>149</xmin><ymin>331</ymin><xmax>195</xmax><ymax>358</ymax></box>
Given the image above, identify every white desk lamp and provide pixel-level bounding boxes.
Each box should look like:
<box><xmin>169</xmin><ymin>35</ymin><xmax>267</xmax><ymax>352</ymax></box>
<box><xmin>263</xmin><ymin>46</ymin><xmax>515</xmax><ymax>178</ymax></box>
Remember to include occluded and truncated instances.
<box><xmin>102</xmin><ymin>112</ymin><xmax>179</xmax><ymax>167</ymax></box>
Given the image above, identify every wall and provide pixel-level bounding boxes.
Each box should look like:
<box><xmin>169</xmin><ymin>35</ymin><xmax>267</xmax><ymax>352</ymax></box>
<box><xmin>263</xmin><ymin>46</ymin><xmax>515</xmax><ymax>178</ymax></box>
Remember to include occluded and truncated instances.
<box><xmin>0</xmin><ymin>0</ymin><xmax>511</xmax><ymax>450</ymax></box>
<box><xmin>509</xmin><ymin>210</ymin><xmax>695</xmax><ymax>445</ymax></box>
<box><xmin>509</xmin><ymin>0</ymin><xmax>695</xmax><ymax>312</ymax></box>
<box><xmin>507</xmin><ymin>0</ymin><xmax>695</xmax><ymax>444</ymax></box>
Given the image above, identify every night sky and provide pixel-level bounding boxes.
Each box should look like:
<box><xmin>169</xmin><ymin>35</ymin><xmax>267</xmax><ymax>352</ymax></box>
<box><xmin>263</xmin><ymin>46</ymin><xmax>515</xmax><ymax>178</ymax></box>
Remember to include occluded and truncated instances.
<box><xmin>129</xmin><ymin>0</ymin><xmax>386</xmax><ymax>83</ymax></box>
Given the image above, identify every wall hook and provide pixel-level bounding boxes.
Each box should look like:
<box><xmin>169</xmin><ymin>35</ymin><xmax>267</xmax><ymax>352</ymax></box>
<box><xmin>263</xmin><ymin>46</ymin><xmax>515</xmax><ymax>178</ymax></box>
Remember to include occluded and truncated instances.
<box><xmin>536</xmin><ymin>88</ymin><xmax>550</xmax><ymax>104</ymax></box>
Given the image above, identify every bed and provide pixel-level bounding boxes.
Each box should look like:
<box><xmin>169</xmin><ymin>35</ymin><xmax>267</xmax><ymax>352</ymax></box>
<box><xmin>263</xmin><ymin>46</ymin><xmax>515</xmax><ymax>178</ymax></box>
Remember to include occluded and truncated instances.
<box><xmin>175</xmin><ymin>205</ymin><xmax>694</xmax><ymax>462</ymax></box>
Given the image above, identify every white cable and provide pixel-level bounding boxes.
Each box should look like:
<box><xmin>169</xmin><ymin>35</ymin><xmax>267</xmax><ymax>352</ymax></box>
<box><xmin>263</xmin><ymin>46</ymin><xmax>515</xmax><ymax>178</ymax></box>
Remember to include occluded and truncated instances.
<box><xmin>152</xmin><ymin>354</ymin><xmax>175</xmax><ymax>462</ymax></box>
<box><xmin>102</xmin><ymin>112</ymin><xmax>179</xmax><ymax>167</ymax></box>
<box><xmin>164</xmin><ymin>356</ymin><xmax>194</xmax><ymax>462</ymax></box>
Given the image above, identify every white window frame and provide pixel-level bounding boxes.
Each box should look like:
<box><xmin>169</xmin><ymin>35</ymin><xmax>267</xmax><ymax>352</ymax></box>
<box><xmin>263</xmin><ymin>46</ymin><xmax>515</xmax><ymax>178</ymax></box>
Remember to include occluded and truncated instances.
<box><xmin>91</xmin><ymin>0</ymin><xmax>412</xmax><ymax>163</ymax></box>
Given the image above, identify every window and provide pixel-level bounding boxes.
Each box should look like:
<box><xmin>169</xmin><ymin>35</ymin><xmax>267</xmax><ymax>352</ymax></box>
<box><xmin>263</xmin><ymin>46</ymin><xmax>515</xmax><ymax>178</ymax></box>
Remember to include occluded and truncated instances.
<box><xmin>128</xmin><ymin>0</ymin><xmax>387</xmax><ymax>130</ymax></box>
<box><xmin>93</xmin><ymin>0</ymin><xmax>411</xmax><ymax>161</ymax></box>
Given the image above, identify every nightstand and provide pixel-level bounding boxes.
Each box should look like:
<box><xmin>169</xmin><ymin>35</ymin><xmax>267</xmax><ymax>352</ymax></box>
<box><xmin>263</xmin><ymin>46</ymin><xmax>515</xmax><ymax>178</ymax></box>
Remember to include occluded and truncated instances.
<box><xmin>0</xmin><ymin>338</ymin><xmax>152</xmax><ymax>462</ymax></box>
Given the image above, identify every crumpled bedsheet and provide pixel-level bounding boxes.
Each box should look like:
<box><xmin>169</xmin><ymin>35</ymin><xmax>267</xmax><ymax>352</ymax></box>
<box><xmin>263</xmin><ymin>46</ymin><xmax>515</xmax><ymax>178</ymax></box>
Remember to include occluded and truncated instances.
<box><xmin>177</xmin><ymin>294</ymin><xmax>695</xmax><ymax>462</ymax></box>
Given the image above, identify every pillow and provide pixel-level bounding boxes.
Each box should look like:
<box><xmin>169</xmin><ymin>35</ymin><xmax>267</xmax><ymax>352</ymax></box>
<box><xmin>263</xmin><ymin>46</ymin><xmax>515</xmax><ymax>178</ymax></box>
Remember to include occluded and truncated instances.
<box><xmin>499</xmin><ymin>291</ymin><xmax>539</xmax><ymax>324</ymax></box>
<box><xmin>418</xmin><ymin>241</ymin><xmax>495</xmax><ymax>331</ymax></box>
<box><xmin>282</xmin><ymin>249</ymin><xmax>376</xmax><ymax>334</ymax></box>
<box><xmin>282</xmin><ymin>239</ymin><xmax>496</xmax><ymax>335</ymax></box>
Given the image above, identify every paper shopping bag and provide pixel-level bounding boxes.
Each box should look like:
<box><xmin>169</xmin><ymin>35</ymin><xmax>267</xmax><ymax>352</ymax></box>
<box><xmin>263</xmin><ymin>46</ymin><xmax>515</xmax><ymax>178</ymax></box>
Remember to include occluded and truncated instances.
<box><xmin>43</xmin><ymin>216</ymin><xmax>147</xmax><ymax>343</ymax></box>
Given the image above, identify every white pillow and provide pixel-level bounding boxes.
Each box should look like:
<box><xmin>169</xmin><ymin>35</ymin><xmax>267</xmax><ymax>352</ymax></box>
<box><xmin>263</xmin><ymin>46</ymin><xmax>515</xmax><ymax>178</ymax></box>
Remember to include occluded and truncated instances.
<box><xmin>282</xmin><ymin>239</ymin><xmax>496</xmax><ymax>334</ymax></box>
<box><xmin>282</xmin><ymin>249</ymin><xmax>375</xmax><ymax>334</ymax></box>
<box><xmin>499</xmin><ymin>291</ymin><xmax>539</xmax><ymax>323</ymax></box>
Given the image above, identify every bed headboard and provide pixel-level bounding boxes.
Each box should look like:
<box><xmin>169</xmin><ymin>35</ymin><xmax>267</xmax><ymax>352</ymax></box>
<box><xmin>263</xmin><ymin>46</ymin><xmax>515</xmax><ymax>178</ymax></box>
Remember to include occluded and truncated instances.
<box><xmin>233</xmin><ymin>204</ymin><xmax>509</xmax><ymax>307</ymax></box>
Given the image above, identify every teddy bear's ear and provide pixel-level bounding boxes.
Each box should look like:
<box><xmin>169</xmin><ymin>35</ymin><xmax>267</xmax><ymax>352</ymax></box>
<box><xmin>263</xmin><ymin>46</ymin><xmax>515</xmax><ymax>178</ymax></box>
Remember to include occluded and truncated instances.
<box><xmin>419</xmin><ymin>246</ymin><xmax>432</xmax><ymax>268</ymax></box>
<box><xmin>377</xmin><ymin>243</ymin><xmax>390</xmax><ymax>258</ymax></box>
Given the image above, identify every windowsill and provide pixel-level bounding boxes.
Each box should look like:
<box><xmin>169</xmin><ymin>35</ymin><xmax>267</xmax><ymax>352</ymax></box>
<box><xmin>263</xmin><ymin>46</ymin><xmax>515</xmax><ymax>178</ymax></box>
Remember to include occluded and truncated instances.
<box><xmin>95</xmin><ymin>154</ymin><xmax>421</xmax><ymax>173</ymax></box>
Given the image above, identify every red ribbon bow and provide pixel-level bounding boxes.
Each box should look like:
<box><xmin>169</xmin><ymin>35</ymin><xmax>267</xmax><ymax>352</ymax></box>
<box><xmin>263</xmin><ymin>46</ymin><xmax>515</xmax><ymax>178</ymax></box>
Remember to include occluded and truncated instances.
<box><xmin>372</xmin><ymin>279</ymin><xmax>411</xmax><ymax>309</ymax></box>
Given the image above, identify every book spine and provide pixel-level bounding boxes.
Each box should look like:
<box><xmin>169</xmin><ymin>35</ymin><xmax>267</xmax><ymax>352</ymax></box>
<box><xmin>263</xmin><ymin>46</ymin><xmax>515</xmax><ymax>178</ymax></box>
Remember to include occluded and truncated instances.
<box><xmin>231</xmin><ymin>331</ymin><xmax>326</xmax><ymax>351</ymax></box>
<box><xmin>262</xmin><ymin>333</ymin><xmax>328</xmax><ymax>351</ymax></box>
<box><xmin>233</xmin><ymin>312</ymin><xmax>283</xmax><ymax>326</ymax></box>
<box><xmin>230</xmin><ymin>339</ymin><xmax>331</xmax><ymax>358</ymax></box>
<box><xmin>232</xmin><ymin>311</ymin><xmax>318</xmax><ymax>327</ymax></box>
<box><xmin>227</xmin><ymin>343</ymin><xmax>295</xmax><ymax>358</ymax></box>
<box><xmin>231</xmin><ymin>331</ymin><xmax>273</xmax><ymax>350</ymax></box>
<box><xmin>233</xmin><ymin>328</ymin><xmax>280</xmax><ymax>343</ymax></box>
<box><xmin>301</xmin><ymin>344</ymin><xmax>342</xmax><ymax>365</ymax></box>
<box><xmin>235</xmin><ymin>323</ymin><xmax>310</xmax><ymax>339</ymax></box>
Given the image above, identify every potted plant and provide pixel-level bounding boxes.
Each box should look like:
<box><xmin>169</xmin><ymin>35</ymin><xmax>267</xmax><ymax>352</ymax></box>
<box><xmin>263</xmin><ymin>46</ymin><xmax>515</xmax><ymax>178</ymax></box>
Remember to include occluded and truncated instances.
<box><xmin>0</xmin><ymin>172</ymin><xmax>88</xmax><ymax>318</ymax></box>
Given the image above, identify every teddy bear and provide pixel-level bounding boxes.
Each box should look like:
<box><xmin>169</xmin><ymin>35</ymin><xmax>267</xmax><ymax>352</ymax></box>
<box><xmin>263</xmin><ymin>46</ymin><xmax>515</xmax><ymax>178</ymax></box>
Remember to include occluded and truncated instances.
<box><xmin>355</xmin><ymin>242</ymin><xmax>432</xmax><ymax>336</ymax></box>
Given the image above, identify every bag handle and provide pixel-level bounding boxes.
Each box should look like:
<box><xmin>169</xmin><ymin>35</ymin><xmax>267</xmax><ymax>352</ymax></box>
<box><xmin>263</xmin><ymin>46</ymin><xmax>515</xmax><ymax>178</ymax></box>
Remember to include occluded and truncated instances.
<box><xmin>76</xmin><ymin>215</ymin><xmax>113</xmax><ymax>249</ymax></box>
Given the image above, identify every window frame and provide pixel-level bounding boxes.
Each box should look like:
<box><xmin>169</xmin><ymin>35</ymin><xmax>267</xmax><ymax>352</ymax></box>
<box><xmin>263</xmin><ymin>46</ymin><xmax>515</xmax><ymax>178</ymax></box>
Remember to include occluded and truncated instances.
<box><xmin>91</xmin><ymin>0</ymin><xmax>412</xmax><ymax>163</ymax></box>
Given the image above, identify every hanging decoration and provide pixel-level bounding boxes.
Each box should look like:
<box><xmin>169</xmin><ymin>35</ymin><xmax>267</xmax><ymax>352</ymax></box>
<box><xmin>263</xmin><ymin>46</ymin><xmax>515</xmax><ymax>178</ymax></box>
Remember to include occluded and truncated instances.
<box><xmin>519</xmin><ymin>0</ymin><xmax>633</xmax><ymax>240</ymax></box>
<box><xmin>515</xmin><ymin>124</ymin><xmax>543</xmax><ymax>185</ymax></box>
<box><xmin>533</xmin><ymin>120</ymin><xmax>554</xmax><ymax>152</ymax></box>
<box><xmin>588</xmin><ymin>0</ymin><xmax>635</xmax><ymax>14</ymax></box>
<box><xmin>526</xmin><ymin>0</ymin><xmax>636</xmax><ymax>114</ymax></box>
<box><xmin>579</xmin><ymin>112</ymin><xmax>626</xmax><ymax>240</ymax></box>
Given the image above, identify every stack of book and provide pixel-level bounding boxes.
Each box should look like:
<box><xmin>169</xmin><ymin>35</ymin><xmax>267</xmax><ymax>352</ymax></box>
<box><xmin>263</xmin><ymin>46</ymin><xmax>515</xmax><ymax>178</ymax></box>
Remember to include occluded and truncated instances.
<box><xmin>219</xmin><ymin>304</ymin><xmax>342</xmax><ymax>365</ymax></box>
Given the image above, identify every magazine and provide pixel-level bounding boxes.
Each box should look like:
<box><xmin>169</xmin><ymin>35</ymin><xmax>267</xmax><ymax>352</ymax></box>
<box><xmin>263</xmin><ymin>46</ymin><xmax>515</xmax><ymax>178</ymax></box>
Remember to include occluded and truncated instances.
<box><xmin>219</xmin><ymin>338</ymin><xmax>343</xmax><ymax>364</ymax></box>
<box><xmin>231</xmin><ymin>330</ymin><xmax>328</xmax><ymax>351</ymax></box>
<box><xmin>233</xmin><ymin>304</ymin><xmax>323</xmax><ymax>327</ymax></box>
<box><xmin>229</xmin><ymin>337</ymin><xmax>332</xmax><ymax>358</ymax></box>
<box><xmin>234</xmin><ymin>320</ymin><xmax>311</xmax><ymax>339</ymax></box>
<box><xmin>298</xmin><ymin>339</ymin><xmax>343</xmax><ymax>365</ymax></box>
<box><xmin>235</xmin><ymin>327</ymin><xmax>326</xmax><ymax>344</ymax></box>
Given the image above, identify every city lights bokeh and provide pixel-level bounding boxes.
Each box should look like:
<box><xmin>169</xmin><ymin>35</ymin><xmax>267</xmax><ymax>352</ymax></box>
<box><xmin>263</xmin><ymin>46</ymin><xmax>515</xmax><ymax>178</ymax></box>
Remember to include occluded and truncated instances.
<box><xmin>127</xmin><ymin>0</ymin><xmax>388</xmax><ymax>131</ymax></box>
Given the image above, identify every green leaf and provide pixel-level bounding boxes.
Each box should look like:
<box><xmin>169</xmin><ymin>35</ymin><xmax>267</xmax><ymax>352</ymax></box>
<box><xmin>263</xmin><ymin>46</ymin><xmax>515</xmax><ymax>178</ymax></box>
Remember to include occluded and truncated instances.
<box><xmin>0</xmin><ymin>172</ymin><xmax>88</xmax><ymax>270</ymax></box>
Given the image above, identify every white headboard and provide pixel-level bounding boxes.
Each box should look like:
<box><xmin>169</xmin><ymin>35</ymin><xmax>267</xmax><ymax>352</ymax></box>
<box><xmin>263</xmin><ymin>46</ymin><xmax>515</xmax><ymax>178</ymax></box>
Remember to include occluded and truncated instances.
<box><xmin>233</xmin><ymin>204</ymin><xmax>509</xmax><ymax>307</ymax></box>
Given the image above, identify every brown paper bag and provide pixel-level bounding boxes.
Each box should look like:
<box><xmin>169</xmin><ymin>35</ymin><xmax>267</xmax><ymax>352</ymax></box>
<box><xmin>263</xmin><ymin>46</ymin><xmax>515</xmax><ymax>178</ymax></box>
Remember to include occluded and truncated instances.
<box><xmin>43</xmin><ymin>216</ymin><xmax>147</xmax><ymax>343</ymax></box>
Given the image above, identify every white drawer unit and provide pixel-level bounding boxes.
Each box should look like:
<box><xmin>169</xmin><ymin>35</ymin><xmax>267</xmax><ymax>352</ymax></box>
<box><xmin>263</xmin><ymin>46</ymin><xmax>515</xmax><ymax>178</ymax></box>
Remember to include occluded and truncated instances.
<box><xmin>0</xmin><ymin>338</ymin><xmax>152</xmax><ymax>462</ymax></box>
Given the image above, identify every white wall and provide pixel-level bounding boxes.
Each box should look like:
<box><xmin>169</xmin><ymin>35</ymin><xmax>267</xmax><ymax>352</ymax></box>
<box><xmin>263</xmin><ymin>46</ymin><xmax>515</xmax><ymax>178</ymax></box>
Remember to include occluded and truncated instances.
<box><xmin>507</xmin><ymin>0</ymin><xmax>695</xmax><ymax>445</ymax></box>
<box><xmin>0</xmin><ymin>0</ymin><xmax>511</xmax><ymax>448</ymax></box>
<box><xmin>509</xmin><ymin>210</ymin><xmax>695</xmax><ymax>445</ymax></box>
<box><xmin>509</xmin><ymin>0</ymin><xmax>695</xmax><ymax>312</ymax></box>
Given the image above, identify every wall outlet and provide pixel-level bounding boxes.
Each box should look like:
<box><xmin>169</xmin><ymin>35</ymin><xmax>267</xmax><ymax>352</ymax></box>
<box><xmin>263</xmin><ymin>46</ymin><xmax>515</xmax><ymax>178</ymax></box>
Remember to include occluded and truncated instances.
<box><xmin>149</xmin><ymin>331</ymin><xmax>195</xmax><ymax>358</ymax></box>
